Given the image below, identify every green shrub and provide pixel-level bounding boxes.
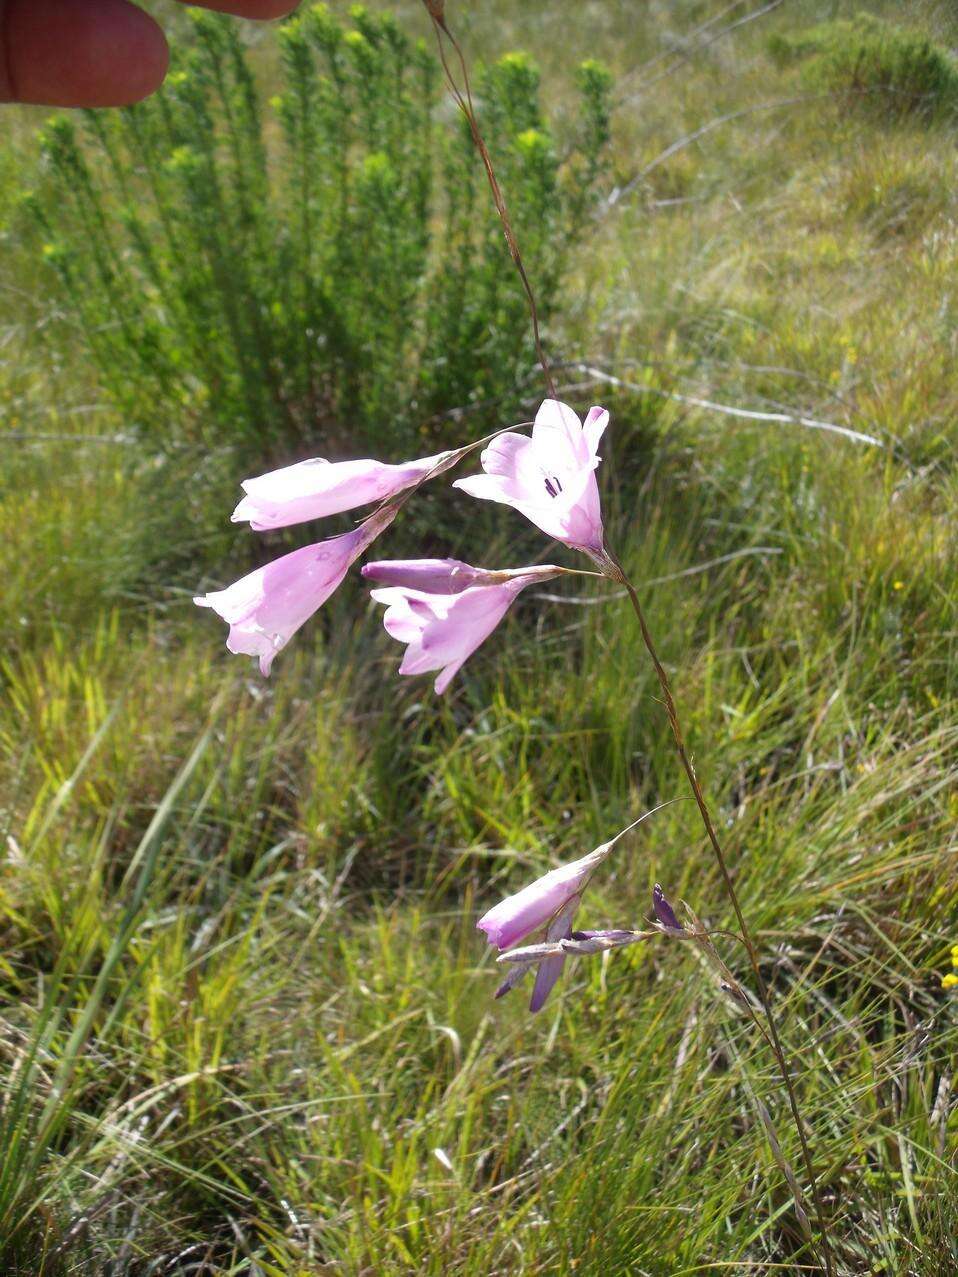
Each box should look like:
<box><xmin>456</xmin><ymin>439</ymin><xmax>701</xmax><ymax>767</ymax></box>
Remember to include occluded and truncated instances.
<box><xmin>768</xmin><ymin>12</ymin><xmax>958</xmax><ymax>119</ymax></box>
<box><xmin>29</xmin><ymin>6</ymin><xmax>612</xmax><ymax>459</ymax></box>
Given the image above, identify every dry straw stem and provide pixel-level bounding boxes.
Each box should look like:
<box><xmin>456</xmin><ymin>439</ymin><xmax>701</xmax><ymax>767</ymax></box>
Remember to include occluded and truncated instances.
<box><xmin>422</xmin><ymin>1</ymin><xmax>558</xmax><ymax>400</ymax></box>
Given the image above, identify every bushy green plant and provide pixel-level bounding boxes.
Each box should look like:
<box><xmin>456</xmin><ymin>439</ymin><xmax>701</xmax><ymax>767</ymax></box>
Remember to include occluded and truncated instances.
<box><xmin>768</xmin><ymin>12</ymin><xmax>958</xmax><ymax>119</ymax></box>
<box><xmin>29</xmin><ymin>6</ymin><xmax>612</xmax><ymax>458</ymax></box>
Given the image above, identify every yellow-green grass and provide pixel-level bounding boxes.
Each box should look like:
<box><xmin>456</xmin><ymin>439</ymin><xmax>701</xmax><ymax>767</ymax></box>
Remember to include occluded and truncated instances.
<box><xmin>3</xmin><ymin>1</ymin><xmax>958</xmax><ymax>1272</ymax></box>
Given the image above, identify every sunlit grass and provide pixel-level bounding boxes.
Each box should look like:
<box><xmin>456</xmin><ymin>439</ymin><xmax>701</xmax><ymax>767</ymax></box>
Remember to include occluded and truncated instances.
<box><xmin>2</xmin><ymin>0</ymin><xmax>958</xmax><ymax>1272</ymax></box>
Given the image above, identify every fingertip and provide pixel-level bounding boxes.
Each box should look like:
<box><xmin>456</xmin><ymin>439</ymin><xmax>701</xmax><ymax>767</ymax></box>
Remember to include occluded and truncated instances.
<box><xmin>1</xmin><ymin>0</ymin><xmax>170</xmax><ymax>108</ymax></box>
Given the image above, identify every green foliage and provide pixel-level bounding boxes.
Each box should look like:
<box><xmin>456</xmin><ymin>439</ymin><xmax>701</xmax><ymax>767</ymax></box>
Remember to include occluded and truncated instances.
<box><xmin>29</xmin><ymin>7</ymin><xmax>612</xmax><ymax>458</ymax></box>
<box><xmin>7</xmin><ymin>0</ymin><xmax>958</xmax><ymax>1271</ymax></box>
<box><xmin>768</xmin><ymin>12</ymin><xmax>958</xmax><ymax>118</ymax></box>
<box><xmin>3</xmin><ymin>437</ymin><xmax>958</xmax><ymax>1271</ymax></box>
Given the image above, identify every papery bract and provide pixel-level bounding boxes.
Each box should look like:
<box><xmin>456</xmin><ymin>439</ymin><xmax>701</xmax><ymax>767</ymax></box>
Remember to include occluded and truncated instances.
<box><xmin>365</xmin><ymin>561</ymin><xmax>560</xmax><ymax>694</ymax></box>
<box><xmin>233</xmin><ymin>449</ymin><xmax>454</xmax><ymax>531</ymax></box>
<box><xmin>195</xmin><ymin>508</ymin><xmax>394</xmax><ymax>675</ymax></box>
<box><xmin>453</xmin><ymin>399</ymin><xmax>608</xmax><ymax>554</ymax></box>
<box><xmin>528</xmin><ymin>898</ymin><xmax>580</xmax><ymax>1013</ymax></box>
<box><xmin>497</xmin><ymin>928</ymin><xmax>648</xmax><ymax>964</ymax></box>
<box><xmin>564</xmin><ymin>928</ymin><xmax>648</xmax><ymax>953</ymax></box>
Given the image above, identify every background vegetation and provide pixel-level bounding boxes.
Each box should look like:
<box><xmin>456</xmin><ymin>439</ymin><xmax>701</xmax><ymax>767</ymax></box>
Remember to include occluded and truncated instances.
<box><xmin>28</xmin><ymin>7</ymin><xmax>612</xmax><ymax>458</ymax></box>
<box><xmin>2</xmin><ymin>1</ymin><xmax>958</xmax><ymax>1272</ymax></box>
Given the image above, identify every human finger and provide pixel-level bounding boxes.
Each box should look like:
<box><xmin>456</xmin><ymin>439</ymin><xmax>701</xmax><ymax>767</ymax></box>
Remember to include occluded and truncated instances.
<box><xmin>0</xmin><ymin>0</ymin><xmax>169</xmax><ymax>108</ymax></box>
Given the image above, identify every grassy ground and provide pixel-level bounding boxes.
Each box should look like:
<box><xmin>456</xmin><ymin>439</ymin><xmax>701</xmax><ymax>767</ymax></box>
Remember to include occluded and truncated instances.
<box><xmin>3</xmin><ymin>1</ymin><xmax>958</xmax><ymax>1272</ymax></box>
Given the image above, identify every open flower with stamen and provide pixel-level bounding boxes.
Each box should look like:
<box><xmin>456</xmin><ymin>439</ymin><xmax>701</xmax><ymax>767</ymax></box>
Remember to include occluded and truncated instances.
<box><xmin>195</xmin><ymin>506</ymin><xmax>395</xmax><ymax>675</ymax></box>
<box><xmin>363</xmin><ymin>559</ymin><xmax>562</xmax><ymax>694</ymax></box>
<box><xmin>232</xmin><ymin>449</ymin><xmax>458</xmax><ymax>531</ymax></box>
<box><xmin>453</xmin><ymin>399</ymin><xmax>608</xmax><ymax>555</ymax></box>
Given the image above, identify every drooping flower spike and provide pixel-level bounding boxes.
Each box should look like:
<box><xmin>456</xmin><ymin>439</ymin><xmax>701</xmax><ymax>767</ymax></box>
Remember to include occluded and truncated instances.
<box><xmin>477</xmin><ymin>807</ymin><xmax>667</xmax><ymax>1012</ymax></box>
<box><xmin>195</xmin><ymin>505</ymin><xmax>395</xmax><ymax>675</ymax></box>
<box><xmin>453</xmin><ymin>399</ymin><xmax>608</xmax><ymax>556</ymax></box>
<box><xmin>233</xmin><ymin>449</ymin><xmax>457</xmax><ymax>531</ymax></box>
<box><xmin>363</xmin><ymin>559</ymin><xmax>562</xmax><ymax>694</ymax></box>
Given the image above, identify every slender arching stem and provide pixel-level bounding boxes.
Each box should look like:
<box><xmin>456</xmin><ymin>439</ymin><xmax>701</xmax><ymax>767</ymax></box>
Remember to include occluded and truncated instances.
<box><xmin>421</xmin><ymin>3</ymin><xmax>833</xmax><ymax>1269</ymax></box>
<box><xmin>601</xmin><ymin>544</ymin><xmax>834</xmax><ymax>1276</ymax></box>
<box><xmin>425</xmin><ymin>12</ymin><xmax>558</xmax><ymax>401</ymax></box>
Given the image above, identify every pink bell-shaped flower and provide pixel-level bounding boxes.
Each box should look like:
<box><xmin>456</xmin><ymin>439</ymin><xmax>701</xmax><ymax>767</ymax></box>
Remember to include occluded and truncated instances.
<box><xmin>196</xmin><ymin>507</ymin><xmax>394</xmax><ymax>674</ymax></box>
<box><xmin>363</xmin><ymin>559</ymin><xmax>560</xmax><ymax>694</ymax></box>
<box><xmin>232</xmin><ymin>449</ymin><xmax>456</xmax><ymax>531</ymax></box>
<box><xmin>453</xmin><ymin>399</ymin><xmax>608</xmax><ymax>554</ymax></box>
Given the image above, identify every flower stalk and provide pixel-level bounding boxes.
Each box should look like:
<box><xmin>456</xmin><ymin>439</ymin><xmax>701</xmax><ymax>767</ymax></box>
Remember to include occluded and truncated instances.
<box><xmin>194</xmin><ymin>3</ymin><xmax>836</xmax><ymax>1266</ymax></box>
<box><xmin>420</xmin><ymin>4</ymin><xmax>834</xmax><ymax>1269</ymax></box>
<box><xmin>599</xmin><ymin>544</ymin><xmax>834</xmax><ymax>1276</ymax></box>
<box><xmin>423</xmin><ymin>5</ymin><xmax>558</xmax><ymax>400</ymax></box>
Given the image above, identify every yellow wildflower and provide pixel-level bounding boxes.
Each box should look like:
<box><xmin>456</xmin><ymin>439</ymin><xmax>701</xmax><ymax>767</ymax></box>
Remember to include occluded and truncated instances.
<box><xmin>942</xmin><ymin>973</ymin><xmax>958</xmax><ymax>990</ymax></box>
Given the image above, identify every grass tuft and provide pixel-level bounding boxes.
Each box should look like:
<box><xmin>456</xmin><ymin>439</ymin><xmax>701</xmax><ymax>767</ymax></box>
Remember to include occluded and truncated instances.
<box><xmin>2</xmin><ymin>0</ymin><xmax>958</xmax><ymax>1271</ymax></box>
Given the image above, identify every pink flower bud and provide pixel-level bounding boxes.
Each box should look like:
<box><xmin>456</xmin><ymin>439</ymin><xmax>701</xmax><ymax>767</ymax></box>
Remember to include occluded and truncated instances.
<box><xmin>232</xmin><ymin>450</ymin><xmax>455</xmax><ymax>531</ymax></box>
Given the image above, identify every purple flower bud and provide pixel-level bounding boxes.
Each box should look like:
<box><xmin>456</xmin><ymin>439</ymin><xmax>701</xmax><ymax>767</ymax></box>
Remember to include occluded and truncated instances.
<box><xmin>652</xmin><ymin>883</ymin><xmax>683</xmax><ymax>932</ymax></box>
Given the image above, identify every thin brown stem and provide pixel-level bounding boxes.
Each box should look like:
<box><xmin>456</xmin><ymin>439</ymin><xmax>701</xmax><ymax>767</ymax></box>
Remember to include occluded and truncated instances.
<box><xmin>421</xmin><ymin>3</ymin><xmax>830</xmax><ymax>1267</ymax></box>
<box><xmin>425</xmin><ymin>10</ymin><xmax>557</xmax><ymax>400</ymax></box>
<box><xmin>601</xmin><ymin>544</ymin><xmax>834</xmax><ymax>1276</ymax></box>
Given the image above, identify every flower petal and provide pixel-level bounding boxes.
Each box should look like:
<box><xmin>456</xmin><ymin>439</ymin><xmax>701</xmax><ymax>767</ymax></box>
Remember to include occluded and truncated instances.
<box><xmin>529</xmin><ymin>897</ymin><xmax>579</xmax><ymax>1013</ymax></box>
<box><xmin>582</xmin><ymin>406</ymin><xmax>609</xmax><ymax>457</ymax></box>
<box><xmin>531</xmin><ymin>399</ymin><xmax>591</xmax><ymax>468</ymax></box>
<box><xmin>476</xmin><ymin>847</ymin><xmax>607</xmax><ymax>950</ymax></box>
<box><xmin>197</xmin><ymin>507</ymin><xmax>394</xmax><ymax>673</ymax></box>
<box><xmin>233</xmin><ymin>451</ymin><xmax>451</xmax><ymax>530</ymax></box>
